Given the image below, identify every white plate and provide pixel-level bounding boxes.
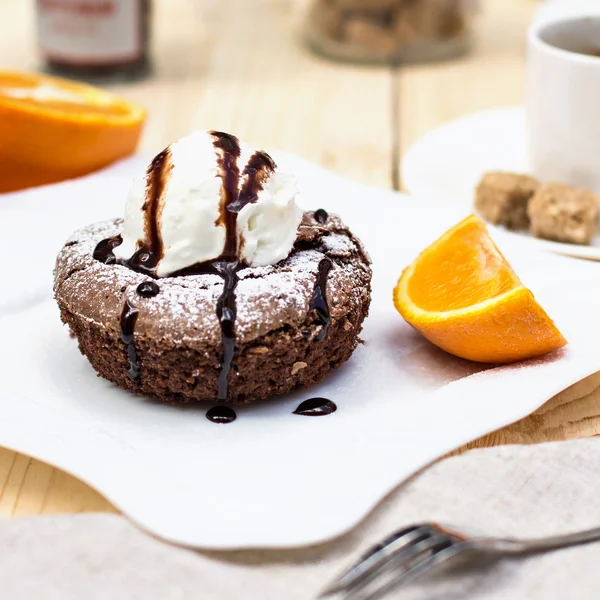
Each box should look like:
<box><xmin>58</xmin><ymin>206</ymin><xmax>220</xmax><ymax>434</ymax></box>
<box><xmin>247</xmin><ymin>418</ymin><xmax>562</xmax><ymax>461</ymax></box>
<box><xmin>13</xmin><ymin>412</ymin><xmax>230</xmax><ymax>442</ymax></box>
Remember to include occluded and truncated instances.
<box><xmin>2</xmin><ymin>155</ymin><xmax>600</xmax><ymax>549</ymax></box>
<box><xmin>402</xmin><ymin>106</ymin><xmax>600</xmax><ymax>261</ymax></box>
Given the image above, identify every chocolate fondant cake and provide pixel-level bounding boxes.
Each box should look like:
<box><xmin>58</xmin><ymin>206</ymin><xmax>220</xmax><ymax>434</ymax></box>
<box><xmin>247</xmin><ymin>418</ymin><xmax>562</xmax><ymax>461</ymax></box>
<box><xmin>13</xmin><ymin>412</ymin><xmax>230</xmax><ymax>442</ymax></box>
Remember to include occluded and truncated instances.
<box><xmin>53</xmin><ymin>130</ymin><xmax>371</xmax><ymax>405</ymax></box>
<box><xmin>54</xmin><ymin>212</ymin><xmax>371</xmax><ymax>404</ymax></box>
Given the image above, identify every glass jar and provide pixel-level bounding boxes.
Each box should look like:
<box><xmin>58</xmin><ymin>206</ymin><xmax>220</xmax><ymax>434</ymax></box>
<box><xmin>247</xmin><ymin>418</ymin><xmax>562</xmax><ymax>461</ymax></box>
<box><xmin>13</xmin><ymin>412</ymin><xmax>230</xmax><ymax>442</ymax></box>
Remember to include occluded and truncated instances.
<box><xmin>36</xmin><ymin>0</ymin><xmax>152</xmax><ymax>82</ymax></box>
<box><xmin>304</xmin><ymin>0</ymin><xmax>477</xmax><ymax>64</ymax></box>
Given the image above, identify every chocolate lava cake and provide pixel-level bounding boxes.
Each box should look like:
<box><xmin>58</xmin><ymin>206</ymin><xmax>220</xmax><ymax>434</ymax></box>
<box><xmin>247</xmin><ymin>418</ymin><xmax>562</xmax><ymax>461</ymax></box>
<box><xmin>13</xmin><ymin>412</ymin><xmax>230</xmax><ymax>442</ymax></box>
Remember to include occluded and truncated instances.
<box><xmin>54</xmin><ymin>211</ymin><xmax>372</xmax><ymax>404</ymax></box>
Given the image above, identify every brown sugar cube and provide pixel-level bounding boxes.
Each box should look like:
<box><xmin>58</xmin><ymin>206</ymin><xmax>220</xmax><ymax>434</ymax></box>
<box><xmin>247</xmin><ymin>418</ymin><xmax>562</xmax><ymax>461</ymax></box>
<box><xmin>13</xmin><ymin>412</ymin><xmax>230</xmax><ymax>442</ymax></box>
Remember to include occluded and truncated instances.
<box><xmin>343</xmin><ymin>16</ymin><xmax>398</xmax><ymax>58</ymax></box>
<box><xmin>475</xmin><ymin>172</ymin><xmax>539</xmax><ymax>230</ymax></box>
<box><xmin>528</xmin><ymin>182</ymin><xmax>599</xmax><ymax>245</ymax></box>
<box><xmin>309</xmin><ymin>0</ymin><xmax>344</xmax><ymax>40</ymax></box>
<box><xmin>334</xmin><ymin>0</ymin><xmax>401</xmax><ymax>14</ymax></box>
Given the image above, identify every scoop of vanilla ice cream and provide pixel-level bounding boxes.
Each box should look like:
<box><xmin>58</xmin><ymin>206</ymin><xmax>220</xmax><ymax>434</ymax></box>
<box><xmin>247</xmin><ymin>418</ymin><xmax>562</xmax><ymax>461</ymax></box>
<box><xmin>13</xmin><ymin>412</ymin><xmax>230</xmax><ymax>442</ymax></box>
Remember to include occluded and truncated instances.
<box><xmin>236</xmin><ymin>171</ymin><xmax>302</xmax><ymax>267</ymax></box>
<box><xmin>114</xmin><ymin>130</ymin><xmax>303</xmax><ymax>277</ymax></box>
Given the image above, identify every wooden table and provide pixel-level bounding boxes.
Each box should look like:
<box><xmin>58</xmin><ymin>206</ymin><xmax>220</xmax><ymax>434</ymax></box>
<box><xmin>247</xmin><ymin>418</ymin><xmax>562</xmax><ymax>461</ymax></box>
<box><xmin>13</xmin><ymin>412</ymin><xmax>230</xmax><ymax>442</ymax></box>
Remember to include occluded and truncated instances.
<box><xmin>2</xmin><ymin>0</ymin><xmax>600</xmax><ymax>517</ymax></box>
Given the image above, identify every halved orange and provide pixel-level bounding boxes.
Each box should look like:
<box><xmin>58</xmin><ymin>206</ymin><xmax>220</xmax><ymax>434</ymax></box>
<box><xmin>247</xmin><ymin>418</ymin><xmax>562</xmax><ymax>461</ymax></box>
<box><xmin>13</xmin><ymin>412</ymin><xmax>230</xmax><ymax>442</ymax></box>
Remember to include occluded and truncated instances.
<box><xmin>393</xmin><ymin>215</ymin><xmax>567</xmax><ymax>363</ymax></box>
<box><xmin>0</xmin><ymin>71</ymin><xmax>146</xmax><ymax>193</ymax></box>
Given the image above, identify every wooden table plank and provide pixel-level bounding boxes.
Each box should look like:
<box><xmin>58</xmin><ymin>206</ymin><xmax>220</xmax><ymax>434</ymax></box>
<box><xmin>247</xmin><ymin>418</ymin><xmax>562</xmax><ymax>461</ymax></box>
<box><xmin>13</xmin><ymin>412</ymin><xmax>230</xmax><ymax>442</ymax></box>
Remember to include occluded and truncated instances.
<box><xmin>400</xmin><ymin>0</ymin><xmax>535</xmax><ymax>159</ymax></box>
<box><xmin>109</xmin><ymin>0</ymin><xmax>395</xmax><ymax>188</ymax></box>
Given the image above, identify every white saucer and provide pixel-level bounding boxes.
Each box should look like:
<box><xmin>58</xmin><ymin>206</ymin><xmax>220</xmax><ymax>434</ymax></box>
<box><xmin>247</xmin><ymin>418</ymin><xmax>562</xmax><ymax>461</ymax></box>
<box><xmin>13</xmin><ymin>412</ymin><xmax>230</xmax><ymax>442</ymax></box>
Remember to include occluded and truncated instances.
<box><xmin>402</xmin><ymin>106</ymin><xmax>600</xmax><ymax>261</ymax></box>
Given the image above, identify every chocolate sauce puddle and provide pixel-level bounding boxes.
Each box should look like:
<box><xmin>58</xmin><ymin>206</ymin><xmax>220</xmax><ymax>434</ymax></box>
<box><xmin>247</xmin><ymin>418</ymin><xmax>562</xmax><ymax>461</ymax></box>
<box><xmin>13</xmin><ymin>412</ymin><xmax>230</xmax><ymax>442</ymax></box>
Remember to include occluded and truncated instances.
<box><xmin>93</xmin><ymin>235</ymin><xmax>122</xmax><ymax>264</ymax></box>
<box><xmin>293</xmin><ymin>398</ymin><xmax>337</xmax><ymax>416</ymax></box>
<box><xmin>120</xmin><ymin>300</ymin><xmax>140</xmax><ymax>380</ymax></box>
<box><xmin>309</xmin><ymin>257</ymin><xmax>333</xmax><ymax>341</ymax></box>
<box><xmin>206</xmin><ymin>406</ymin><xmax>237</xmax><ymax>424</ymax></box>
<box><xmin>136</xmin><ymin>281</ymin><xmax>160</xmax><ymax>298</ymax></box>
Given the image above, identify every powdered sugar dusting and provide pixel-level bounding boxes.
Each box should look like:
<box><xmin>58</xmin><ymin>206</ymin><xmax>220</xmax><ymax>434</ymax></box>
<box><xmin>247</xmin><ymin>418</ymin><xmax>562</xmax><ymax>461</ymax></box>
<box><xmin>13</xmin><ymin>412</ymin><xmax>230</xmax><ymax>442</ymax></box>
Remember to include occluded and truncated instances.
<box><xmin>321</xmin><ymin>233</ymin><xmax>356</xmax><ymax>257</ymax></box>
<box><xmin>54</xmin><ymin>212</ymin><xmax>372</xmax><ymax>347</ymax></box>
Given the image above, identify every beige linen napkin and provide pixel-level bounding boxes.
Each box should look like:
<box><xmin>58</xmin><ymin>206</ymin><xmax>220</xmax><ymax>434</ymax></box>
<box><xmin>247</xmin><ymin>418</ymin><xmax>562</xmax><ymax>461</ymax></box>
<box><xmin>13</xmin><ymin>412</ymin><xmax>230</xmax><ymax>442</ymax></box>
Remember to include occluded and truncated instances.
<box><xmin>3</xmin><ymin>438</ymin><xmax>600</xmax><ymax>599</ymax></box>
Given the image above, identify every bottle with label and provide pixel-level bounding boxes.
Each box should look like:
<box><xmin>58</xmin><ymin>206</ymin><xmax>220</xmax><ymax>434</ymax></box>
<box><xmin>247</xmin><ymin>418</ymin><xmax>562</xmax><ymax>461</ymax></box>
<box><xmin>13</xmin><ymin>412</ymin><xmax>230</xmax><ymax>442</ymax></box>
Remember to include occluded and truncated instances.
<box><xmin>36</xmin><ymin>0</ymin><xmax>152</xmax><ymax>81</ymax></box>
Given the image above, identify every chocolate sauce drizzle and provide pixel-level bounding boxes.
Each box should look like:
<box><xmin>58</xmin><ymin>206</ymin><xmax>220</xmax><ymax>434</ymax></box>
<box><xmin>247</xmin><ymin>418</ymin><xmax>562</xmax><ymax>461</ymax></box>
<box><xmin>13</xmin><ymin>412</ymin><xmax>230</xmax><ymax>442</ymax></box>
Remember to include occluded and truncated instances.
<box><xmin>204</xmin><ymin>133</ymin><xmax>278</xmax><ymax>400</ymax></box>
<box><xmin>293</xmin><ymin>398</ymin><xmax>337</xmax><ymax>416</ymax></box>
<box><xmin>93</xmin><ymin>235</ymin><xmax>122</xmax><ymax>265</ymax></box>
<box><xmin>309</xmin><ymin>258</ymin><xmax>333</xmax><ymax>342</ymax></box>
<box><xmin>212</xmin><ymin>132</ymin><xmax>243</xmax><ymax>261</ymax></box>
<box><xmin>214</xmin><ymin>262</ymin><xmax>240</xmax><ymax>400</ymax></box>
<box><xmin>120</xmin><ymin>300</ymin><xmax>140</xmax><ymax>380</ymax></box>
<box><xmin>228</xmin><ymin>151</ymin><xmax>276</xmax><ymax>213</ymax></box>
<box><xmin>209</xmin><ymin>132</ymin><xmax>244</xmax><ymax>400</ymax></box>
<box><xmin>95</xmin><ymin>149</ymin><xmax>171</xmax><ymax>384</ymax></box>
<box><xmin>124</xmin><ymin>148</ymin><xmax>172</xmax><ymax>275</ymax></box>
<box><xmin>314</xmin><ymin>209</ymin><xmax>329</xmax><ymax>224</ymax></box>
<box><xmin>92</xmin><ymin>132</ymin><xmax>335</xmax><ymax>402</ymax></box>
<box><xmin>206</xmin><ymin>406</ymin><xmax>237</xmax><ymax>424</ymax></box>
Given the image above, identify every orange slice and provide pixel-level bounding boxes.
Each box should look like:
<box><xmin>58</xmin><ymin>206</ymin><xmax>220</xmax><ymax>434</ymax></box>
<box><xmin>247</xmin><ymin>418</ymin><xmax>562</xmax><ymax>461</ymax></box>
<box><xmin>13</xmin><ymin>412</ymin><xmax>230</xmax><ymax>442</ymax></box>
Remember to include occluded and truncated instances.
<box><xmin>393</xmin><ymin>214</ymin><xmax>567</xmax><ymax>363</ymax></box>
<box><xmin>0</xmin><ymin>70</ymin><xmax>146</xmax><ymax>193</ymax></box>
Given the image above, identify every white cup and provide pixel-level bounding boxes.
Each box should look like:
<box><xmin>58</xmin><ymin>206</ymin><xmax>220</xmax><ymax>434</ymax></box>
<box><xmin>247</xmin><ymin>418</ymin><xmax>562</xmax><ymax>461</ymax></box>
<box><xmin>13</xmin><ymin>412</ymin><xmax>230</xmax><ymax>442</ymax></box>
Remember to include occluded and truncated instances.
<box><xmin>527</xmin><ymin>12</ymin><xmax>600</xmax><ymax>193</ymax></box>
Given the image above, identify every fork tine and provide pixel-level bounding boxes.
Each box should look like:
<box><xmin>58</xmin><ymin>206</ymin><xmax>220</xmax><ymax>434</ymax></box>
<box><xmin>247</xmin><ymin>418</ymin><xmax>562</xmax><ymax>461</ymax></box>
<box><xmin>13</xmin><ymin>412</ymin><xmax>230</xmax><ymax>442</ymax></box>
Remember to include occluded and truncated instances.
<box><xmin>361</xmin><ymin>526</ymin><xmax>423</xmax><ymax>561</ymax></box>
<box><xmin>318</xmin><ymin>525</ymin><xmax>434</xmax><ymax>598</ymax></box>
<box><xmin>344</xmin><ymin>534</ymin><xmax>455</xmax><ymax>598</ymax></box>
<box><xmin>362</xmin><ymin>543</ymin><xmax>463</xmax><ymax>600</ymax></box>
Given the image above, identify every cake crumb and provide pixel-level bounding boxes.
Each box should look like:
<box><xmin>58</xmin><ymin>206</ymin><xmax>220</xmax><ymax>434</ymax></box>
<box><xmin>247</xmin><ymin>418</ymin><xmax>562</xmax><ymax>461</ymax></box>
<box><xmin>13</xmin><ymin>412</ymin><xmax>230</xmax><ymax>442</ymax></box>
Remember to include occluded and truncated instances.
<box><xmin>292</xmin><ymin>361</ymin><xmax>308</xmax><ymax>375</ymax></box>
<box><xmin>249</xmin><ymin>346</ymin><xmax>269</xmax><ymax>355</ymax></box>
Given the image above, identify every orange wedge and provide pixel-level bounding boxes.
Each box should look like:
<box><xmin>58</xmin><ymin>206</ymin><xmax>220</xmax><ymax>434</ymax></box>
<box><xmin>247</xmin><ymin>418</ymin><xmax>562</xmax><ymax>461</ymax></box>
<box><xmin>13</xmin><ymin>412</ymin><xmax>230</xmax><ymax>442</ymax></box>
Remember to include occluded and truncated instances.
<box><xmin>393</xmin><ymin>215</ymin><xmax>567</xmax><ymax>363</ymax></box>
<box><xmin>0</xmin><ymin>70</ymin><xmax>146</xmax><ymax>193</ymax></box>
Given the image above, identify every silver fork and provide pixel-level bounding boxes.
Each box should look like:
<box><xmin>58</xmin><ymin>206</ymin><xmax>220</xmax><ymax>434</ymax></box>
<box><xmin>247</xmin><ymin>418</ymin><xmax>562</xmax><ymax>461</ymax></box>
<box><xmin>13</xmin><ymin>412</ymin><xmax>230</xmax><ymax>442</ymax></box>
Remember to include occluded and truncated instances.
<box><xmin>319</xmin><ymin>522</ymin><xmax>600</xmax><ymax>599</ymax></box>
